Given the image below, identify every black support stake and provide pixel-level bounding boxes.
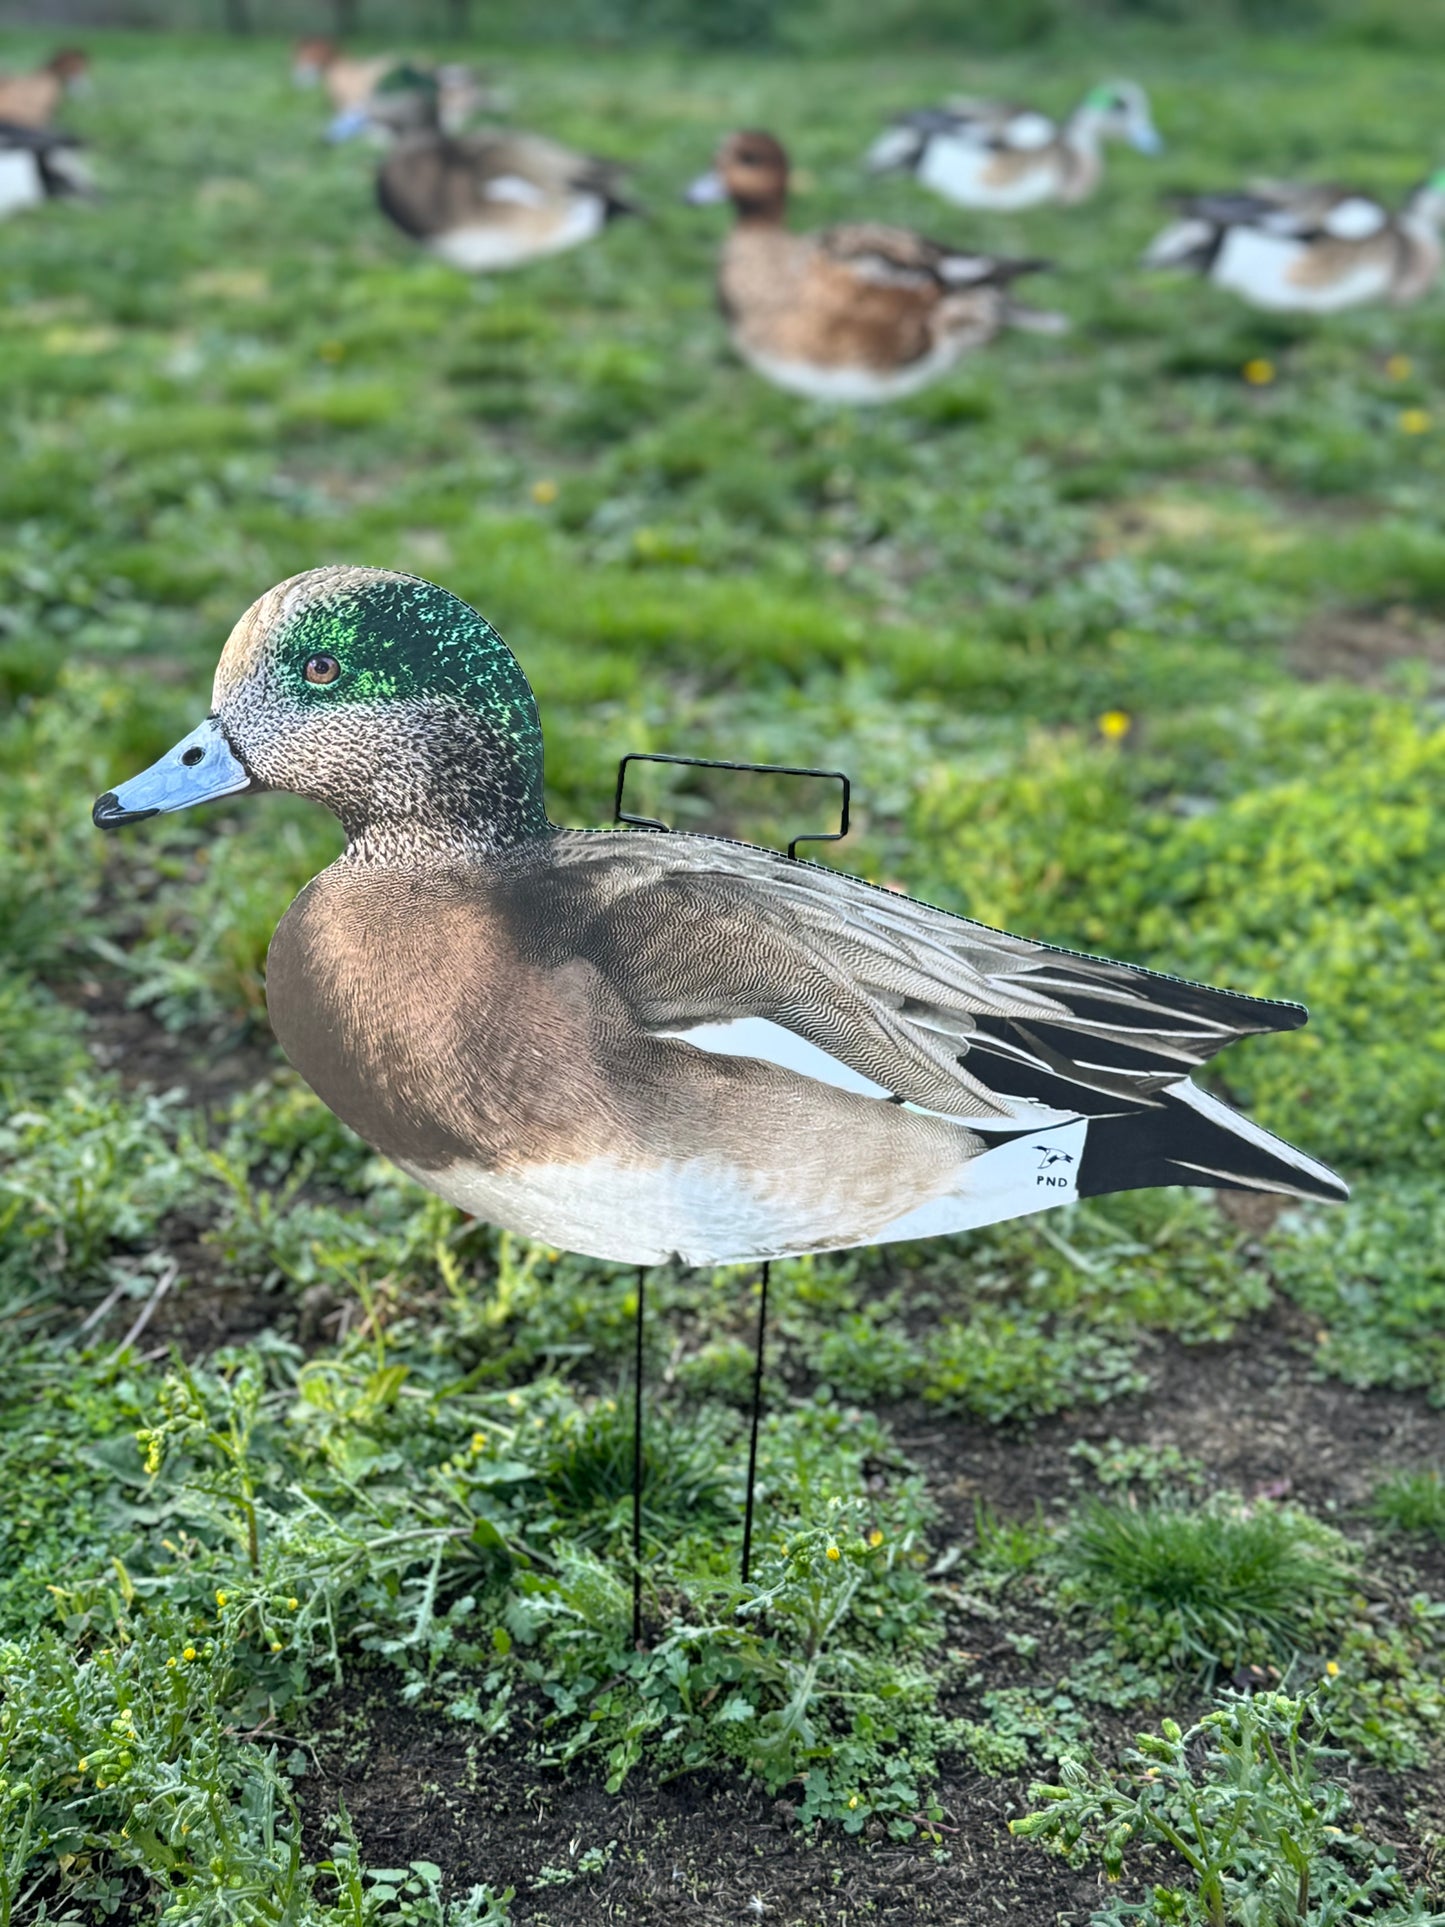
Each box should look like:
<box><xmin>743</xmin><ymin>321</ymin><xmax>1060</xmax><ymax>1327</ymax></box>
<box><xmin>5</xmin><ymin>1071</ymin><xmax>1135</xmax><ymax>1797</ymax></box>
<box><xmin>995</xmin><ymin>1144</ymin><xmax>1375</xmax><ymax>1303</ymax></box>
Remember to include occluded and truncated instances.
<box><xmin>740</xmin><ymin>1260</ymin><xmax>771</xmax><ymax>1586</ymax></box>
<box><xmin>632</xmin><ymin>1265</ymin><xmax>646</xmax><ymax>1646</ymax></box>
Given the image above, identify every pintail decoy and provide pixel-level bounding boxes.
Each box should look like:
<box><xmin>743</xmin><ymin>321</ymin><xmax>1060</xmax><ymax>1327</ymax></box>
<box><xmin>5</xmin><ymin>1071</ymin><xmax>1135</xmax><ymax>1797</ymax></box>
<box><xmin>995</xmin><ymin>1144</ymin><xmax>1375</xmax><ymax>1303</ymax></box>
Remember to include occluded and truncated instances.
<box><xmin>866</xmin><ymin>81</ymin><xmax>1161</xmax><ymax>211</ymax></box>
<box><xmin>0</xmin><ymin>48</ymin><xmax>89</xmax><ymax>130</ymax></box>
<box><xmin>687</xmin><ymin>130</ymin><xmax>1065</xmax><ymax>403</ymax></box>
<box><xmin>336</xmin><ymin>72</ymin><xmax>635</xmax><ymax>273</ymax></box>
<box><xmin>93</xmin><ymin>567</ymin><xmax>1348</xmax><ymax>1269</ymax></box>
<box><xmin>1143</xmin><ymin>175</ymin><xmax>1445</xmax><ymax>311</ymax></box>
<box><xmin>0</xmin><ymin>121</ymin><xmax>92</xmax><ymax>219</ymax></box>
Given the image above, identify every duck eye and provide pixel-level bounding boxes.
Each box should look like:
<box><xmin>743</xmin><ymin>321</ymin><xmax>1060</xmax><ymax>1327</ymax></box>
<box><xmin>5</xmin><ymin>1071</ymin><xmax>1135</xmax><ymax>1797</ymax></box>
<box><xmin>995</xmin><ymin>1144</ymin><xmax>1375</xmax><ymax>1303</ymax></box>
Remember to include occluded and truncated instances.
<box><xmin>304</xmin><ymin>653</ymin><xmax>341</xmax><ymax>686</ymax></box>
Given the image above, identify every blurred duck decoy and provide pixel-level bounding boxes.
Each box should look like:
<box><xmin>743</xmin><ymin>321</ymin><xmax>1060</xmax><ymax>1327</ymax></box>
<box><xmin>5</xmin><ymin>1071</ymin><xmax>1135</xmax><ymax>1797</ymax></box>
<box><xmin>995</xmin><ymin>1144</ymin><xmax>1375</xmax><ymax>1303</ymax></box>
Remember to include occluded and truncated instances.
<box><xmin>866</xmin><ymin>81</ymin><xmax>1161</xmax><ymax>210</ymax></box>
<box><xmin>1143</xmin><ymin>175</ymin><xmax>1445</xmax><ymax>311</ymax></box>
<box><xmin>295</xmin><ymin>38</ymin><xmax>487</xmax><ymax>139</ymax></box>
<box><xmin>688</xmin><ymin>130</ymin><xmax>1065</xmax><ymax>403</ymax></box>
<box><xmin>331</xmin><ymin>73</ymin><xmax>635</xmax><ymax>273</ymax></box>
<box><xmin>0</xmin><ymin>47</ymin><xmax>90</xmax><ymax>130</ymax></box>
<box><xmin>0</xmin><ymin>121</ymin><xmax>92</xmax><ymax>218</ymax></box>
<box><xmin>92</xmin><ymin>565</ymin><xmax>1348</xmax><ymax>1269</ymax></box>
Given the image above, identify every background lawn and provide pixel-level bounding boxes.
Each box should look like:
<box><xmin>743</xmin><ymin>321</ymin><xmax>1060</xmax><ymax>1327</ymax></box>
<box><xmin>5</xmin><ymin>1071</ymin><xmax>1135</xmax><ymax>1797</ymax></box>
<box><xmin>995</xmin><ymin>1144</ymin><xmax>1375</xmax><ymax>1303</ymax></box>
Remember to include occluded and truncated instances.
<box><xmin>0</xmin><ymin>16</ymin><xmax>1442</xmax><ymax>1925</ymax></box>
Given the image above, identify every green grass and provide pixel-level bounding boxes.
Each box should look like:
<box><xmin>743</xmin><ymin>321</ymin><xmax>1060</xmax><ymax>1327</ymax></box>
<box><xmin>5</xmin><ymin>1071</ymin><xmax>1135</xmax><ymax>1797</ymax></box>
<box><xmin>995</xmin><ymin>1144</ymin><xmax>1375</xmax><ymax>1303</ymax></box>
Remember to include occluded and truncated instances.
<box><xmin>1061</xmin><ymin>1498</ymin><xmax>1352</xmax><ymax>1670</ymax></box>
<box><xmin>1371</xmin><ymin>1469</ymin><xmax>1445</xmax><ymax>1541</ymax></box>
<box><xmin>1</xmin><ymin>18</ymin><xmax>1444</xmax><ymax>1921</ymax></box>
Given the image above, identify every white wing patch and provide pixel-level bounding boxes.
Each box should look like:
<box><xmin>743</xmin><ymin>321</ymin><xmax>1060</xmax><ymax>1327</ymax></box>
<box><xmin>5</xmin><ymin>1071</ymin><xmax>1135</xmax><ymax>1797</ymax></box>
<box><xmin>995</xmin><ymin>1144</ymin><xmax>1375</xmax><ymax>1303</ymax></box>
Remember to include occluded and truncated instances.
<box><xmin>484</xmin><ymin>172</ymin><xmax>548</xmax><ymax>206</ymax></box>
<box><xmin>660</xmin><ymin>1016</ymin><xmax>894</xmax><ymax>1098</ymax></box>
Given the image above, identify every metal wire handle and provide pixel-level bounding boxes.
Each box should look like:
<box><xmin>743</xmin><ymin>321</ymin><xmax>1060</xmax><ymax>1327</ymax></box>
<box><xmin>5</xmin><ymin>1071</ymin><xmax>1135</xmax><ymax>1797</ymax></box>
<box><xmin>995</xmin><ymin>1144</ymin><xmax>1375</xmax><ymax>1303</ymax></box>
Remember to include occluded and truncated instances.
<box><xmin>614</xmin><ymin>751</ymin><xmax>851</xmax><ymax>861</ymax></box>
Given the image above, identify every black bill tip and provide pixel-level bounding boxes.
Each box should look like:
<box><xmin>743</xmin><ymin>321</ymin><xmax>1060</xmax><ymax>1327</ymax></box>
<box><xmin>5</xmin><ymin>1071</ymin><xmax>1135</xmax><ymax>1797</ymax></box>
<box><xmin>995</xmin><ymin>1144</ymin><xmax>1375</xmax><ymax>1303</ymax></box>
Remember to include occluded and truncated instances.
<box><xmin>92</xmin><ymin>790</ymin><xmax>157</xmax><ymax>830</ymax></box>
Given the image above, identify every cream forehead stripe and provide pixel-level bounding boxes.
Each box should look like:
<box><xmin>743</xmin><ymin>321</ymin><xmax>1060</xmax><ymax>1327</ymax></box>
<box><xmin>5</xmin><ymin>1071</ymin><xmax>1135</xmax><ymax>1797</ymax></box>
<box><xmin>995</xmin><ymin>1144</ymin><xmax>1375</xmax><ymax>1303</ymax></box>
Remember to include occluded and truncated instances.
<box><xmin>212</xmin><ymin>565</ymin><xmax>416</xmax><ymax>700</ymax></box>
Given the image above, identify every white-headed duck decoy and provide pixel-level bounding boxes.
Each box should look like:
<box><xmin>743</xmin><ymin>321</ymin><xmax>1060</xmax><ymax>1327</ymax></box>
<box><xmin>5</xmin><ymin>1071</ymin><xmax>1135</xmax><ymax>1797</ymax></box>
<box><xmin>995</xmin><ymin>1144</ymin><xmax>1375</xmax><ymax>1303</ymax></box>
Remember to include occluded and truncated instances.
<box><xmin>1143</xmin><ymin>175</ymin><xmax>1445</xmax><ymax>311</ymax></box>
<box><xmin>331</xmin><ymin>72</ymin><xmax>635</xmax><ymax>273</ymax></box>
<box><xmin>93</xmin><ymin>567</ymin><xmax>1347</xmax><ymax>1268</ymax></box>
<box><xmin>866</xmin><ymin>81</ymin><xmax>1161</xmax><ymax>211</ymax></box>
<box><xmin>0</xmin><ymin>120</ymin><xmax>91</xmax><ymax>219</ymax></box>
<box><xmin>0</xmin><ymin>47</ymin><xmax>89</xmax><ymax>130</ymax></box>
<box><xmin>687</xmin><ymin>130</ymin><xmax>1065</xmax><ymax>403</ymax></box>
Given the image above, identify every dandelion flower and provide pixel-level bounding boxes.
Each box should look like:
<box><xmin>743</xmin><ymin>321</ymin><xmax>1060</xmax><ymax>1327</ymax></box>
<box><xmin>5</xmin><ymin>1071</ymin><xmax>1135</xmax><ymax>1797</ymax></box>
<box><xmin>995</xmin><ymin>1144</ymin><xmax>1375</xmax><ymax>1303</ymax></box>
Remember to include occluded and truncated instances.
<box><xmin>215</xmin><ymin>1590</ymin><xmax>227</xmax><ymax>1608</ymax></box>
<box><xmin>1400</xmin><ymin>408</ymin><xmax>1431</xmax><ymax>434</ymax></box>
<box><xmin>1098</xmin><ymin>709</ymin><xmax>1132</xmax><ymax>743</ymax></box>
<box><xmin>1325</xmin><ymin>1660</ymin><xmax>1340</xmax><ymax>1677</ymax></box>
<box><xmin>287</xmin><ymin>1597</ymin><xmax>299</xmax><ymax>1611</ymax></box>
<box><xmin>471</xmin><ymin>1432</ymin><xmax>487</xmax><ymax>1453</ymax></box>
<box><xmin>1242</xmin><ymin>358</ymin><xmax>1275</xmax><ymax>386</ymax></box>
<box><xmin>868</xmin><ymin>1529</ymin><xmax>884</xmax><ymax>1547</ymax></box>
<box><xmin>531</xmin><ymin>479</ymin><xmax>559</xmax><ymax>505</ymax></box>
<box><xmin>271</xmin><ymin>1641</ymin><xmax>283</xmax><ymax>1653</ymax></box>
<box><xmin>826</xmin><ymin>1545</ymin><xmax>841</xmax><ymax>1561</ymax></box>
<box><xmin>166</xmin><ymin>1657</ymin><xmax>177</xmax><ymax>1669</ymax></box>
<box><xmin>182</xmin><ymin>1646</ymin><xmax>197</xmax><ymax>1662</ymax></box>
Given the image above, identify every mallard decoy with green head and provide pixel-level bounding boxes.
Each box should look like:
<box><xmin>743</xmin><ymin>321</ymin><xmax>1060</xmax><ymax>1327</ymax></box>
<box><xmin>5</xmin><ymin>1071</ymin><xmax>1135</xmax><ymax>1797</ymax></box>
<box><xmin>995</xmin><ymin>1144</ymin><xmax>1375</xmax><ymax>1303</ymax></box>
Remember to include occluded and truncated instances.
<box><xmin>93</xmin><ymin>567</ymin><xmax>1347</xmax><ymax>1268</ymax></box>
<box><xmin>1143</xmin><ymin>175</ymin><xmax>1445</xmax><ymax>311</ymax></box>
<box><xmin>866</xmin><ymin>81</ymin><xmax>1161</xmax><ymax>211</ymax></box>
<box><xmin>687</xmin><ymin>130</ymin><xmax>1065</xmax><ymax>403</ymax></box>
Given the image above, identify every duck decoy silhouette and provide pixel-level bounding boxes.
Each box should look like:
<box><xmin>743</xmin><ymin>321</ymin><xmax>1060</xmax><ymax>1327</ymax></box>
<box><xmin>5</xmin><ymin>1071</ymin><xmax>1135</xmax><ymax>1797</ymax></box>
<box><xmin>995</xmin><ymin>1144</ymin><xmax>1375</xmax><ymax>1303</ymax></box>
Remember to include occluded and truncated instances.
<box><xmin>294</xmin><ymin>39</ymin><xmax>482</xmax><ymax>139</ymax></box>
<box><xmin>0</xmin><ymin>121</ymin><xmax>92</xmax><ymax>219</ymax></box>
<box><xmin>1144</xmin><ymin>175</ymin><xmax>1445</xmax><ymax>311</ymax></box>
<box><xmin>93</xmin><ymin>567</ymin><xmax>1348</xmax><ymax>1270</ymax></box>
<box><xmin>688</xmin><ymin>130</ymin><xmax>1066</xmax><ymax>403</ymax></box>
<box><xmin>333</xmin><ymin>70</ymin><xmax>635</xmax><ymax>272</ymax></box>
<box><xmin>866</xmin><ymin>81</ymin><xmax>1161</xmax><ymax>211</ymax></box>
<box><xmin>0</xmin><ymin>47</ymin><xmax>89</xmax><ymax>130</ymax></box>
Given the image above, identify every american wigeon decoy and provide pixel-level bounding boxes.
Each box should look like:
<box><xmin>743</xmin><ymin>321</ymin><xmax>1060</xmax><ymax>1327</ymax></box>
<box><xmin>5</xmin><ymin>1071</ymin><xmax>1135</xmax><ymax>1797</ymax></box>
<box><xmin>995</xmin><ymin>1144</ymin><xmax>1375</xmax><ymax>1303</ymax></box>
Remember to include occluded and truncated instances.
<box><xmin>339</xmin><ymin>74</ymin><xmax>635</xmax><ymax>272</ymax></box>
<box><xmin>1143</xmin><ymin>175</ymin><xmax>1445</xmax><ymax>311</ymax></box>
<box><xmin>296</xmin><ymin>40</ymin><xmax>485</xmax><ymax>141</ymax></box>
<box><xmin>0</xmin><ymin>47</ymin><xmax>89</xmax><ymax>130</ymax></box>
<box><xmin>866</xmin><ymin>81</ymin><xmax>1161</xmax><ymax>211</ymax></box>
<box><xmin>0</xmin><ymin>120</ymin><xmax>91</xmax><ymax>219</ymax></box>
<box><xmin>687</xmin><ymin>130</ymin><xmax>1066</xmax><ymax>403</ymax></box>
<box><xmin>93</xmin><ymin>567</ymin><xmax>1348</xmax><ymax>1269</ymax></box>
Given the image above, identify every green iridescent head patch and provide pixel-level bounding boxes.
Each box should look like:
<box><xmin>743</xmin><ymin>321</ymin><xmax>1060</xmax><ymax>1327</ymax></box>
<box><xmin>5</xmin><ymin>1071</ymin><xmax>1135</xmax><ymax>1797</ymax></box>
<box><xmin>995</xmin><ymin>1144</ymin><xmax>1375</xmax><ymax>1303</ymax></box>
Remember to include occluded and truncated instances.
<box><xmin>278</xmin><ymin>575</ymin><xmax>543</xmax><ymax>775</ymax></box>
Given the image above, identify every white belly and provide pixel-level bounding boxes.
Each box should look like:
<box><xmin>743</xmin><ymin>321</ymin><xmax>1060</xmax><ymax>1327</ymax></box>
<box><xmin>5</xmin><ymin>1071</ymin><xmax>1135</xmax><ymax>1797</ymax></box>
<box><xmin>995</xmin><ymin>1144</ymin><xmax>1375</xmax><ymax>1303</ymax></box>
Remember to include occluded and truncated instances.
<box><xmin>738</xmin><ymin>330</ymin><xmax>969</xmax><ymax>405</ymax></box>
<box><xmin>918</xmin><ymin>136</ymin><xmax>1058</xmax><ymax>210</ymax></box>
<box><xmin>1213</xmin><ymin>226</ymin><xmax>1393</xmax><ymax>312</ymax></box>
<box><xmin>397</xmin><ymin>1117</ymin><xmax>1086</xmax><ymax>1267</ymax></box>
<box><xmin>429</xmin><ymin>194</ymin><xmax>606</xmax><ymax>272</ymax></box>
<box><xmin>0</xmin><ymin>150</ymin><xmax>44</xmax><ymax>218</ymax></box>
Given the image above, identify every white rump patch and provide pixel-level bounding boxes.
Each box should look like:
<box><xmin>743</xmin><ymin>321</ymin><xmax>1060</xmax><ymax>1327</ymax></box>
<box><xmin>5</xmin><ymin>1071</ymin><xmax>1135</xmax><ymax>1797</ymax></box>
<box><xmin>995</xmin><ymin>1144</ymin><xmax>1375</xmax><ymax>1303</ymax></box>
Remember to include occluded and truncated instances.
<box><xmin>0</xmin><ymin>150</ymin><xmax>44</xmax><ymax>218</ymax></box>
<box><xmin>877</xmin><ymin>1116</ymin><xmax>1086</xmax><ymax>1241</ymax></box>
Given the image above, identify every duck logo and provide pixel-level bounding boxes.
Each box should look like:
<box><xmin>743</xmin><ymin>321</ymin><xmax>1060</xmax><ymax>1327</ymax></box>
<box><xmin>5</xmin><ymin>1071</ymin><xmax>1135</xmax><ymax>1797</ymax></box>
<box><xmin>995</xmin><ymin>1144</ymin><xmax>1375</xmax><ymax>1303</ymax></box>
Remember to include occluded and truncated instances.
<box><xmin>1034</xmin><ymin>1143</ymin><xmax>1076</xmax><ymax>1188</ymax></box>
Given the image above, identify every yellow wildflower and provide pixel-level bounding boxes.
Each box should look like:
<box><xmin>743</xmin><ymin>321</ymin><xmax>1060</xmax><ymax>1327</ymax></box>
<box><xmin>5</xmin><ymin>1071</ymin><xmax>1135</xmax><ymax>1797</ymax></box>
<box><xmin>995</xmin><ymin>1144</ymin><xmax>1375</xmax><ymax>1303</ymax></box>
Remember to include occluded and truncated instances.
<box><xmin>78</xmin><ymin>1759</ymin><xmax>88</xmax><ymax>1773</ymax></box>
<box><xmin>869</xmin><ymin>1529</ymin><xmax>884</xmax><ymax>1547</ymax></box>
<box><xmin>826</xmin><ymin>1545</ymin><xmax>841</xmax><ymax>1561</ymax></box>
<box><xmin>215</xmin><ymin>1590</ymin><xmax>227</xmax><ymax>1608</ymax></box>
<box><xmin>182</xmin><ymin>1646</ymin><xmax>197</xmax><ymax>1662</ymax></box>
<box><xmin>531</xmin><ymin>479</ymin><xmax>559</xmax><ymax>505</ymax></box>
<box><xmin>848</xmin><ymin>1795</ymin><xmax>859</xmax><ymax>1809</ymax></box>
<box><xmin>1242</xmin><ymin>358</ymin><xmax>1275</xmax><ymax>386</ymax></box>
<box><xmin>287</xmin><ymin>1597</ymin><xmax>299</xmax><ymax>1611</ymax></box>
<box><xmin>1325</xmin><ymin>1660</ymin><xmax>1340</xmax><ymax>1677</ymax></box>
<box><xmin>1400</xmin><ymin>408</ymin><xmax>1431</xmax><ymax>434</ymax></box>
<box><xmin>271</xmin><ymin>1641</ymin><xmax>283</xmax><ymax>1653</ymax></box>
<box><xmin>166</xmin><ymin>1657</ymin><xmax>177</xmax><ymax>1669</ymax></box>
<box><xmin>1385</xmin><ymin>354</ymin><xmax>1413</xmax><ymax>379</ymax></box>
<box><xmin>1098</xmin><ymin>709</ymin><xmax>1132</xmax><ymax>743</ymax></box>
<box><xmin>471</xmin><ymin>1432</ymin><xmax>487</xmax><ymax>1453</ymax></box>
